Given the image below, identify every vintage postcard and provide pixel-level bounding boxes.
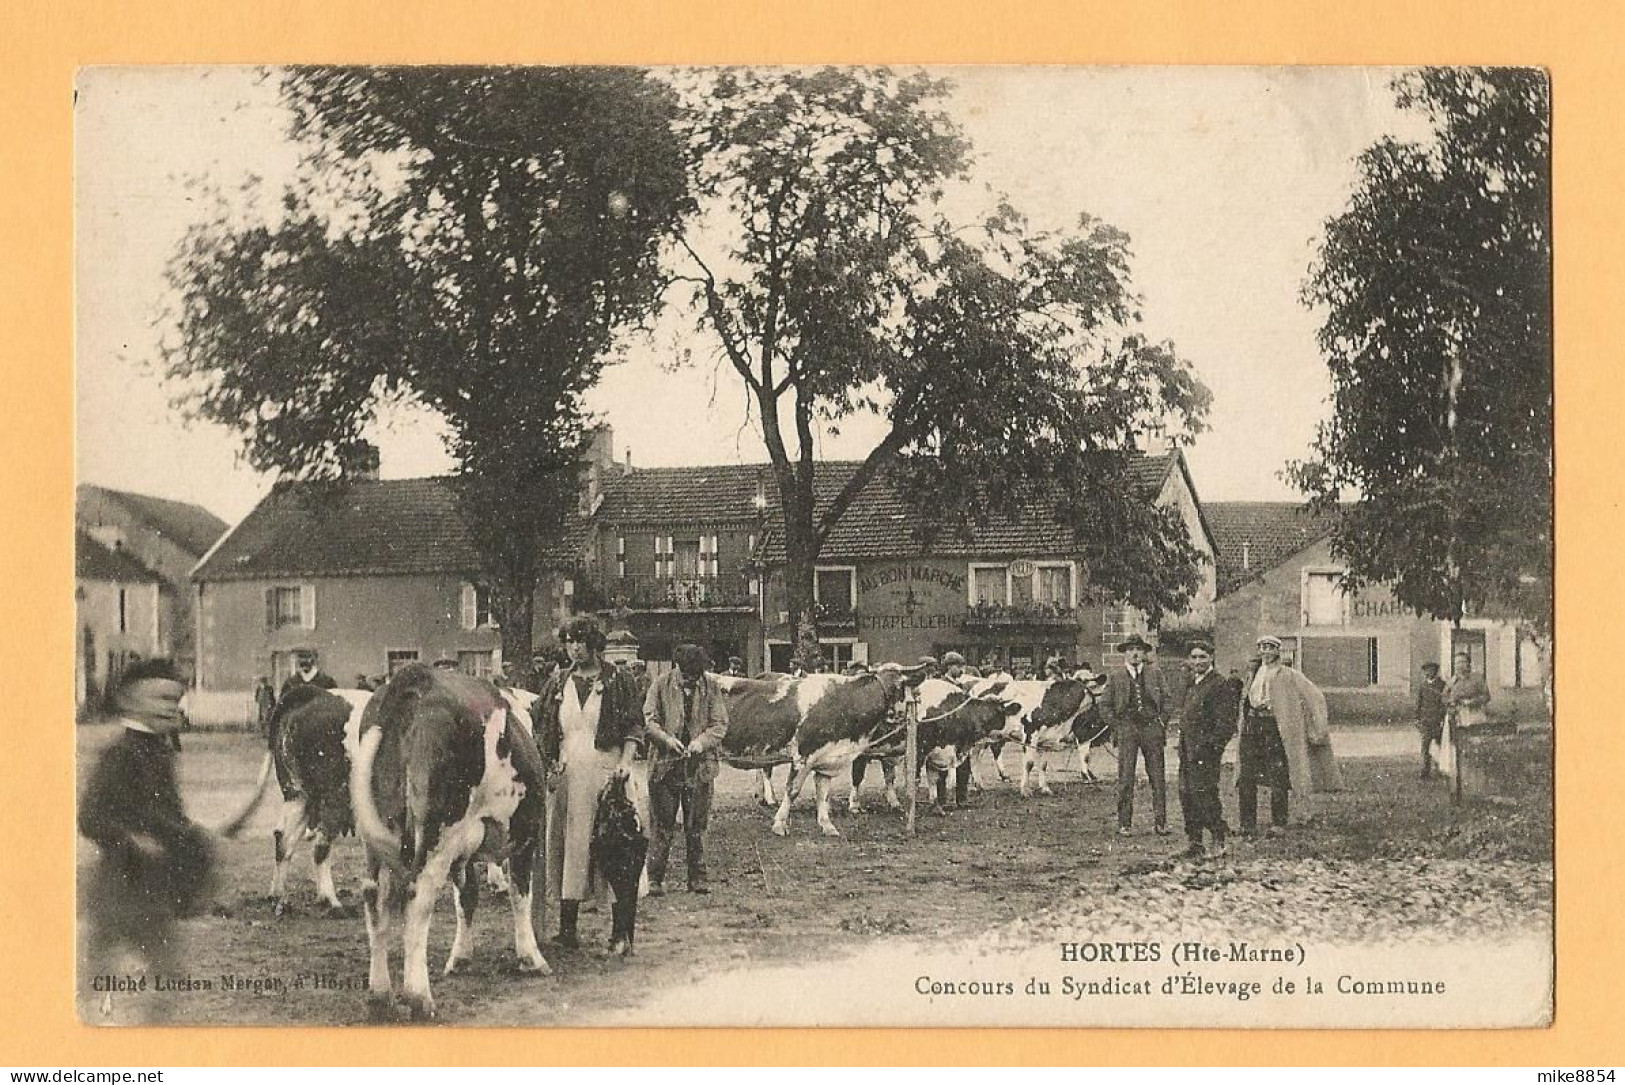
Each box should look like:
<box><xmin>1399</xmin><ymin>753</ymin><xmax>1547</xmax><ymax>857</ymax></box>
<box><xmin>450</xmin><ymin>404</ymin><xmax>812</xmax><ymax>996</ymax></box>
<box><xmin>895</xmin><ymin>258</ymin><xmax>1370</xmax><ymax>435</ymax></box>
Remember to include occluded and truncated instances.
<box><xmin>73</xmin><ymin>64</ymin><xmax>1552</xmax><ymax>1028</ymax></box>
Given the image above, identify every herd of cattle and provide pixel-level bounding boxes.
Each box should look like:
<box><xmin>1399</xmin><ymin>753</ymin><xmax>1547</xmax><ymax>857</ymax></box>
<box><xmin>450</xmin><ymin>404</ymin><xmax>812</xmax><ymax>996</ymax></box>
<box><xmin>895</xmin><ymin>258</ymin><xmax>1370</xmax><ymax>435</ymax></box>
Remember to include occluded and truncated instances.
<box><xmin>256</xmin><ymin>660</ymin><xmax>1113</xmax><ymax>1019</ymax></box>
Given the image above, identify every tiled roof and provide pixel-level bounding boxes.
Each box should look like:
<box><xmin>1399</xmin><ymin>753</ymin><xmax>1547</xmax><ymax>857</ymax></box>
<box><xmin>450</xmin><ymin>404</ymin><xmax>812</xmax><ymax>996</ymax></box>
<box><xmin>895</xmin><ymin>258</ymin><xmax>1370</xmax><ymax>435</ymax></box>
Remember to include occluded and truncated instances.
<box><xmin>598</xmin><ymin>464</ymin><xmax>768</xmax><ymax>525</ymax></box>
<box><xmin>741</xmin><ymin>454</ymin><xmax>1177</xmax><ymax>564</ymax></box>
<box><xmin>78</xmin><ymin>485</ymin><xmax>229</xmax><ymax>557</ymax></box>
<box><xmin>194</xmin><ymin>477</ymin><xmax>584</xmax><ymax>582</ymax></box>
<box><xmin>1206</xmin><ymin>501</ymin><xmax>1343</xmax><ymax>595</ymax></box>
<box><xmin>77</xmin><ymin>532</ymin><xmax>162</xmax><ymax>583</ymax></box>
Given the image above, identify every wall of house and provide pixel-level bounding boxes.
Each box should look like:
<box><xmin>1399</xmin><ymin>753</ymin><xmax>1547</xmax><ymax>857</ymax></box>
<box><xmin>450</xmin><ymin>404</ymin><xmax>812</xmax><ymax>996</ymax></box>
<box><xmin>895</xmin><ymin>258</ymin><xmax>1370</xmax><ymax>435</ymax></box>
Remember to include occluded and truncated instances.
<box><xmin>1155</xmin><ymin>468</ymin><xmax>1218</xmax><ymax>634</ymax></box>
<box><xmin>76</xmin><ymin>577</ymin><xmax>161</xmax><ymax>704</ymax></box>
<box><xmin>77</xmin><ymin>491</ymin><xmax>210</xmax><ymax>666</ymax></box>
<box><xmin>197</xmin><ymin>573</ymin><xmax>567</xmax><ymax>692</ymax></box>
<box><xmin>1215</xmin><ymin>535</ymin><xmax>1547</xmax><ymax>720</ymax></box>
<box><xmin>761</xmin><ymin>555</ymin><xmax>1093</xmax><ymax>671</ymax></box>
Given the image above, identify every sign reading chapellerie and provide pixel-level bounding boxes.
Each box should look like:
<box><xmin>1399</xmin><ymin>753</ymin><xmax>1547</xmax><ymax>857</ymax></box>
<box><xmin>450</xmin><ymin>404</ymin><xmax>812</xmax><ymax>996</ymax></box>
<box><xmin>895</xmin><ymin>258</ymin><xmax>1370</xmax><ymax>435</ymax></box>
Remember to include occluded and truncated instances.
<box><xmin>858</xmin><ymin>564</ymin><xmax>967</xmax><ymax>630</ymax></box>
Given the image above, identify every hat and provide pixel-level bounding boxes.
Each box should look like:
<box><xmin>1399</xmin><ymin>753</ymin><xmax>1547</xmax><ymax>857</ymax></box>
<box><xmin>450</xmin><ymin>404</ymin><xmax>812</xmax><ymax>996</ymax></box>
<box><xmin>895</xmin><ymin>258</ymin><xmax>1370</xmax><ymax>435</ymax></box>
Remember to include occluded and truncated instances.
<box><xmin>941</xmin><ymin>651</ymin><xmax>967</xmax><ymax>666</ymax></box>
<box><xmin>117</xmin><ymin>657</ymin><xmax>183</xmax><ymax>689</ymax></box>
<box><xmin>1256</xmin><ymin>635</ymin><xmax>1283</xmax><ymax>651</ymax></box>
<box><xmin>1186</xmin><ymin>640</ymin><xmax>1215</xmax><ymax>656</ymax></box>
<box><xmin>1116</xmin><ymin>635</ymin><xmax>1153</xmax><ymax>653</ymax></box>
<box><xmin>728</xmin><ymin>656</ymin><xmax>745</xmax><ymax>668</ymax></box>
<box><xmin>294</xmin><ymin>647</ymin><xmax>319</xmax><ymax>662</ymax></box>
<box><xmin>917</xmin><ymin>655</ymin><xmax>939</xmax><ymax>667</ymax></box>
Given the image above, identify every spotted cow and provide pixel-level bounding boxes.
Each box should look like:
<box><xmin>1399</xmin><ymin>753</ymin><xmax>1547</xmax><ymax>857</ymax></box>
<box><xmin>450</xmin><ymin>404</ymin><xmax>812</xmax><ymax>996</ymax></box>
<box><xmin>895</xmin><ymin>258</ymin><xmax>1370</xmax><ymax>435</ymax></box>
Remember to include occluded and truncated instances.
<box><xmin>977</xmin><ymin>677</ymin><xmax>1106</xmax><ymax>796</ymax></box>
<box><xmin>349</xmin><ymin>664</ymin><xmax>547</xmax><ymax>1021</ymax></box>
<box><xmin>263</xmin><ymin>684</ymin><xmax>374</xmax><ymax>916</ymax></box>
<box><xmin>718</xmin><ymin>668</ymin><xmax>923</xmax><ymax>837</ymax></box>
<box><xmin>911</xmin><ymin>678</ymin><xmax>1024</xmax><ymax>810</ymax></box>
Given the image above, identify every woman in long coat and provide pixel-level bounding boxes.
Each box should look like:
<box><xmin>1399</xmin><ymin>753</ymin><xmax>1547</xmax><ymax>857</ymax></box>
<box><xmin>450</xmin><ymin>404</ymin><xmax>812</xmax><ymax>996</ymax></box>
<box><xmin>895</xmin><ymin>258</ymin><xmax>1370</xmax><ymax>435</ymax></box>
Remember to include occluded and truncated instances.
<box><xmin>533</xmin><ymin>616</ymin><xmax>644</xmax><ymax>948</ymax></box>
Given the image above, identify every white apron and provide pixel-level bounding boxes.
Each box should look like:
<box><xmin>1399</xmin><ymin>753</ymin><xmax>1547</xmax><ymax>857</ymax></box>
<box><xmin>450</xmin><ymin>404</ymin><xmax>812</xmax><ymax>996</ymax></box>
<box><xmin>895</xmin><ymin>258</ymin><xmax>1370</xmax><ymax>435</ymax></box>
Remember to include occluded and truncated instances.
<box><xmin>545</xmin><ymin>679</ymin><xmax>619</xmax><ymax>903</ymax></box>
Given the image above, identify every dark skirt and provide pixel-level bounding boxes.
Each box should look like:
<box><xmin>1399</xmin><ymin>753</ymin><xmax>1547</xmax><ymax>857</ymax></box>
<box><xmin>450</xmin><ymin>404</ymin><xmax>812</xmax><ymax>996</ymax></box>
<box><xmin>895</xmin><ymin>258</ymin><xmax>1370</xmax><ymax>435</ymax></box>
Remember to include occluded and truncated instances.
<box><xmin>1238</xmin><ymin>720</ymin><xmax>1291</xmax><ymax>790</ymax></box>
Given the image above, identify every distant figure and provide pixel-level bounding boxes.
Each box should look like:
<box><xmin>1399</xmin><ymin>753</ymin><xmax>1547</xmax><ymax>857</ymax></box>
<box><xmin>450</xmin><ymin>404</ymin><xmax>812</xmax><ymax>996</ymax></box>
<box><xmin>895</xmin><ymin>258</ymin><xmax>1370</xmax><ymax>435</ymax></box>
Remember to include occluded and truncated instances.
<box><xmin>1445</xmin><ymin>652</ymin><xmax>1491</xmax><ymax>730</ymax></box>
<box><xmin>253</xmin><ymin>676</ymin><xmax>276</xmax><ymax>735</ymax></box>
<box><xmin>353</xmin><ymin>673</ymin><xmax>375</xmax><ymax>692</ymax></box>
<box><xmin>917</xmin><ymin>655</ymin><xmax>940</xmax><ymax>679</ymax></box>
<box><xmin>1416</xmin><ymin>662</ymin><xmax>1447</xmax><ymax>779</ymax></box>
<box><xmin>724</xmin><ymin>656</ymin><xmax>746</xmax><ymax>678</ymax></box>
<box><xmin>642</xmin><ymin>643</ymin><xmax>729</xmax><ymax>897</ymax></box>
<box><xmin>787</xmin><ymin>658</ymin><xmax>807</xmax><ymax>678</ymax></box>
<box><xmin>281</xmin><ymin>648</ymin><xmax>336</xmax><ymax>698</ymax></box>
<box><xmin>79</xmin><ymin>658</ymin><xmax>216</xmax><ymax>1023</ymax></box>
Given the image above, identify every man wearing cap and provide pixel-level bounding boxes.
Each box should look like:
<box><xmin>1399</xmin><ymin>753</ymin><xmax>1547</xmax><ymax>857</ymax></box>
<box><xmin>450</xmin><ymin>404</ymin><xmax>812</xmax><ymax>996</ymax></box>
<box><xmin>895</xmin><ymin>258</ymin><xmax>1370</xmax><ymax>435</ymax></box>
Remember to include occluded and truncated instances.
<box><xmin>78</xmin><ymin>659</ymin><xmax>216</xmax><ymax>1020</ymax></box>
<box><xmin>1101</xmin><ymin>634</ymin><xmax>1174</xmax><ymax>836</ymax></box>
<box><xmin>1176</xmin><ymin>642</ymin><xmax>1239</xmax><ymax>857</ymax></box>
<box><xmin>725</xmin><ymin>656</ymin><xmax>747</xmax><ymax>678</ymax></box>
<box><xmin>281</xmin><ymin>649</ymin><xmax>336</xmax><ymax>698</ymax></box>
<box><xmin>643</xmin><ymin>643</ymin><xmax>730</xmax><ymax>895</ymax></box>
<box><xmin>1239</xmin><ymin>636</ymin><xmax>1343</xmax><ymax>834</ymax></box>
<box><xmin>917</xmin><ymin>655</ymin><xmax>940</xmax><ymax>679</ymax></box>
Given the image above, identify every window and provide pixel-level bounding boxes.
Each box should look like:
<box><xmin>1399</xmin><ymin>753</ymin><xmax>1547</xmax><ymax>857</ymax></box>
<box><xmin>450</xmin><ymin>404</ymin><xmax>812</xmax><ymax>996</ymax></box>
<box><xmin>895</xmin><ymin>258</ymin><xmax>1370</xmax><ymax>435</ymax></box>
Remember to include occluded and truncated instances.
<box><xmin>387</xmin><ymin>650</ymin><xmax>419</xmax><ymax>675</ymax></box>
<box><xmin>1298</xmin><ymin>636</ymin><xmax>1378</xmax><ymax>687</ymax></box>
<box><xmin>458</xmin><ymin>650</ymin><xmax>495</xmax><ymax>678</ymax></box>
<box><xmin>971</xmin><ymin>564</ymin><xmax>1009</xmax><ymax>605</ymax></box>
<box><xmin>1035</xmin><ymin>564</ymin><xmax>1074</xmax><ymax>607</ymax></box>
<box><xmin>117</xmin><ymin>588</ymin><xmax>128</xmax><ymax>634</ymax></box>
<box><xmin>822</xmin><ymin>642</ymin><xmax>856</xmax><ymax>670</ymax></box>
<box><xmin>460</xmin><ymin>583</ymin><xmax>496</xmax><ymax>630</ymax></box>
<box><xmin>1303</xmin><ymin>571</ymin><xmax>1347</xmax><ymax>626</ymax></box>
<box><xmin>814</xmin><ymin>567</ymin><xmax>856</xmax><ymax>612</ymax></box>
<box><xmin>264</xmin><ymin>585</ymin><xmax>314</xmax><ymax>630</ymax></box>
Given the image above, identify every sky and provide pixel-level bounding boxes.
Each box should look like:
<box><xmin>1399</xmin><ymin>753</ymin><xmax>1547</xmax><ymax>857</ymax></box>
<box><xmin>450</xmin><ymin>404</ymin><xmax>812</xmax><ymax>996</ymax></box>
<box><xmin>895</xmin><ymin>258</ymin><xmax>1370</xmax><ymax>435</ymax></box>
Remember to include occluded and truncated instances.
<box><xmin>74</xmin><ymin>65</ymin><xmax>1425</xmax><ymax>525</ymax></box>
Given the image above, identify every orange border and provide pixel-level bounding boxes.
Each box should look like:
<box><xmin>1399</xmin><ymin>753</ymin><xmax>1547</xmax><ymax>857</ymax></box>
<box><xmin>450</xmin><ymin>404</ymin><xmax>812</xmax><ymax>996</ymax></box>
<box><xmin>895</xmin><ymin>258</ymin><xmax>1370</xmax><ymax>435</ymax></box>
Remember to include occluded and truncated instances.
<box><xmin>4</xmin><ymin>0</ymin><xmax>1617</xmax><ymax>1065</ymax></box>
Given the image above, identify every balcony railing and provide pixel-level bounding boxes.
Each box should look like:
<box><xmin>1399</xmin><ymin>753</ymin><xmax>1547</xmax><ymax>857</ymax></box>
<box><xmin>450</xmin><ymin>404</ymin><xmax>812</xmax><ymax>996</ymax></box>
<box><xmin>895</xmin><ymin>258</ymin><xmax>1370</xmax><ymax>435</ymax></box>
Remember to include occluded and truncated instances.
<box><xmin>813</xmin><ymin>601</ymin><xmax>858</xmax><ymax>632</ymax></box>
<box><xmin>603</xmin><ymin>574</ymin><xmax>754</xmax><ymax>612</ymax></box>
<box><xmin>962</xmin><ymin>599</ymin><xmax>1081</xmax><ymax>629</ymax></box>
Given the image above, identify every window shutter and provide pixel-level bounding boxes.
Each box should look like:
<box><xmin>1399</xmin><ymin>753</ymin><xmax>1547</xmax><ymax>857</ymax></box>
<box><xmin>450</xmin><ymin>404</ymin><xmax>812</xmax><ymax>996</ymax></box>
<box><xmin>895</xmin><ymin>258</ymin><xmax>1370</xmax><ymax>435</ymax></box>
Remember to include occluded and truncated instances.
<box><xmin>710</xmin><ymin>535</ymin><xmax>720</xmax><ymax>576</ymax></box>
<box><xmin>852</xmin><ymin>642</ymin><xmax>869</xmax><ymax>664</ymax></box>
<box><xmin>460</xmin><ymin>583</ymin><xmax>477</xmax><ymax>631</ymax></box>
<box><xmin>301</xmin><ymin>584</ymin><xmax>316</xmax><ymax>630</ymax></box>
<box><xmin>264</xmin><ymin>587</ymin><xmax>276</xmax><ymax>630</ymax></box>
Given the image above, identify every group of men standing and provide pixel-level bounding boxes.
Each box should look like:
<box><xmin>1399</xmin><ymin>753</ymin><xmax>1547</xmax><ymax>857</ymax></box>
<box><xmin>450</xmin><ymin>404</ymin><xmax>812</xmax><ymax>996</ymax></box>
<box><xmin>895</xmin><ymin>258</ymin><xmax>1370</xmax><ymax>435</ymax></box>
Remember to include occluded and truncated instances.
<box><xmin>1100</xmin><ymin>633</ymin><xmax>1343</xmax><ymax>859</ymax></box>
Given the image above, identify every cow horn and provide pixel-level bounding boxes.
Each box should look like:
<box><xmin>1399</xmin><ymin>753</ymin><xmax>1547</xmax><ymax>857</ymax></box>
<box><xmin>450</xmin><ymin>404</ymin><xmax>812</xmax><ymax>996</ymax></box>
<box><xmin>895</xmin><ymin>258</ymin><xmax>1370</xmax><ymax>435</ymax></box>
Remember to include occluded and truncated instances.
<box><xmin>213</xmin><ymin>751</ymin><xmax>274</xmax><ymax>840</ymax></box>
<box><xmin>350</xmin><ymin>726</ymin><xmax>406</xmax><ymax>874</ymax></box>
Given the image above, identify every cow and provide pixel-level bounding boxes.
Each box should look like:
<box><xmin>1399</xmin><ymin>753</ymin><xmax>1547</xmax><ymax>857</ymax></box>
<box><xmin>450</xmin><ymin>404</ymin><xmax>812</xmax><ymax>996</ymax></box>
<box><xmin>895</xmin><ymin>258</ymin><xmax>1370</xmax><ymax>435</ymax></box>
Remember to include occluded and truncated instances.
<box><xmin>911</xmin><ymin>678</ymin><xmax>1024</xmax><ymax>811</ymax></box>
<box><xmin>349</xmin><ymin>663</ymin><xmax>548</xmax><ymax>1021</ymax></box>
<box><xmin>718</xmin><ymin>667</ymin><xmax>924</xmax><ymax>837</ymax></box>
<box><xmin>978</xmin><ymin>677</ymin><xmax>1107</xmax><ymax>796</ymax></box>
<box><xmin>262</xmin><ymin>684</ymin><xmax>375</xmax><ymax>916</ymax></box>
<box><xmin>849</xmin><ymin>678</ymin><xmax>1023</xmax><ymax>813</ymax></box>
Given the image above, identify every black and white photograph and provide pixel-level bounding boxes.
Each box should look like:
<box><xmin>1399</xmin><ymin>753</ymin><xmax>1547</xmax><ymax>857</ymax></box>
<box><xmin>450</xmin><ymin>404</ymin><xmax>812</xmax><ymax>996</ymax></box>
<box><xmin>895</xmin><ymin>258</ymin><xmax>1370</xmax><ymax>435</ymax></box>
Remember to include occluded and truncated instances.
<box><xmin>73</xmin><ymin>64</ymin><xmax>1553</xmax><ymax>1028</ymax></box>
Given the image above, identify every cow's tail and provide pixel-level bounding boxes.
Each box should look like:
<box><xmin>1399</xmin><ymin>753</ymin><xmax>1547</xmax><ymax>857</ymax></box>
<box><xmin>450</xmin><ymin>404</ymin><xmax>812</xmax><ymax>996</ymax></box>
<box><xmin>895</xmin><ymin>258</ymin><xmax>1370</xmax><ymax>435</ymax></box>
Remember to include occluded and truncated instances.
<box><xmin>351</xmin><ymin>726</ymin><xmax>407</xmax><ymax>875</ymax></box>
<box><xmin>213</xmin><ymin>751</ymin><xmax>275</xmax><ymax>840</ymax></box>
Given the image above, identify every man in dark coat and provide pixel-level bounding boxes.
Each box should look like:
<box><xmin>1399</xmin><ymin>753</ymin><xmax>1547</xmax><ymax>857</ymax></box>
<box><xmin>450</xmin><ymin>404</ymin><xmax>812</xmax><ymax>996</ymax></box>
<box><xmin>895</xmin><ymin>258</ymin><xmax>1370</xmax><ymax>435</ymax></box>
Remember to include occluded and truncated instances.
<box><xmin>1416</xmin><ymin>661</ymin><xmax>1447</xmax><ymax>779</ymax></box>
<box><xmin>280</xmin><ymin>648</ymin><xmax>337</xmax><ymax>699</ymax></box>
<box><xmin>1175</xmin><ymin>642</ymin><xmax>1239</xmax><ymax>858</ymax></box>
<box><xmin>79</xmin><ymin>658</ymin><xmax>215</xmax><ymax>1022</ymax></box>
<box><xmin>642</xmin><ymin>643</ymin><xmax>730</xmax><ymax>894</ymax></box>
<box><xmin>1100</xmin><ymin>635</ymin><xmax>1175</xmax><ymax>836</ymax></box>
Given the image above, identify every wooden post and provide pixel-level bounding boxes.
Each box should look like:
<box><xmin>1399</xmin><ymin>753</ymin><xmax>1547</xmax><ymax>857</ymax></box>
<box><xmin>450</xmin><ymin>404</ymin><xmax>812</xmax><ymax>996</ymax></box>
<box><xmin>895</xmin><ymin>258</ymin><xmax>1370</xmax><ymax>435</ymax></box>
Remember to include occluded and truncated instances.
<box><xmin>904</xmin><ymin>687</ymin><xmax>919</xmax><ymax>837</ymax></box>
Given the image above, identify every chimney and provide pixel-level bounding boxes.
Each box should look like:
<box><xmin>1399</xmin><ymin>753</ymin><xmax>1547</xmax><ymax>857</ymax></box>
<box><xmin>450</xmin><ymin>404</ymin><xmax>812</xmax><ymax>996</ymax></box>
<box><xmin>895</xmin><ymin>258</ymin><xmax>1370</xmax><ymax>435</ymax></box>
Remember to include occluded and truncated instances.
<box><xmin>1242</xmin><ymin>541</ymin><xmax>1251</xmax><ymax>571</ymax></box>
<box><xmin>624</xmin><ymin>448</ymin><xmax>633</xmax><ymax>473</ymax></box>
<box><xmin>345</xmin><ymin>442</ymin><xmax>382</xmax><ymax>481</ymax></box>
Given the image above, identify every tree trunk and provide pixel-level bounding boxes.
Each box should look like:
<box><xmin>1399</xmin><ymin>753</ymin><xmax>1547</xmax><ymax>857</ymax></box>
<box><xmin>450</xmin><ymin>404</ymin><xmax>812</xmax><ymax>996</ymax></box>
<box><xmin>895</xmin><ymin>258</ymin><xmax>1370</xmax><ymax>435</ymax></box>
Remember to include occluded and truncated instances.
<box><xmin>498</xmin><ymin>575</ymin><xmax>538</xmax><ymax>687</ymax></box>
<box><xmin>779</xmin><ymin>476</ymin><xmax>823</xmax><ymax>669</ymax></box>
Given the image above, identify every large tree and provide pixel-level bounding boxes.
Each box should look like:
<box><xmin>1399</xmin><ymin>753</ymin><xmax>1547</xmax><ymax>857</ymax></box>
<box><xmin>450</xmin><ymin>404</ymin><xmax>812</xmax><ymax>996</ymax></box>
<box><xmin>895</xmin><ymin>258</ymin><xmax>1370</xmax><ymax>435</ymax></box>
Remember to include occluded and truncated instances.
<box><xmin>675</xmin><ymin>67</ymin><xmax>1211</xmax><ymax>662</ymax></box>
<box><xmin>1292</xmin><ymin>68</ymin><xmax>1551</xmax><ymax>633</ymax></box>
<box><xmin>163</xmin><ymin>67</ymin><xmax>692</xmax><ymax>675</ymax></box>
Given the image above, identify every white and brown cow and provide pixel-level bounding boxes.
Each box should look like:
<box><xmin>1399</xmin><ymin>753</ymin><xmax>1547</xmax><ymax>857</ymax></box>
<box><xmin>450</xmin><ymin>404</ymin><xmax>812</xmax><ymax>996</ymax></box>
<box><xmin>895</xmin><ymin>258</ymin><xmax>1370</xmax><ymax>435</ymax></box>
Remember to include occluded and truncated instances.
<box><xmin>263</xmin><ymin>684</ymin><xmax>375</xmax><ymax>916</ymax></box>
<box><xmin>850</xmin><ymin>678</ymin><xmax>1023</xmax><ymax>813</ymax></box>
<box><xmin>911</xmin><ymin>678</ymin><xmax>1024</xmax><ymax>810</ymax></box>
<box><xmin>718</xmin><ymin>668</ymin><xmax>923</xmax><ymax>837</ymax></box>
<box><xmin>350</xmin><ymin>663</ymin><xmax>548</xmax><ymax>1021</ymax></box>
<box><xmin>978</xmin><ymin>677</ymin><xmax>1106</xmax><ymax>796</ymax></box>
